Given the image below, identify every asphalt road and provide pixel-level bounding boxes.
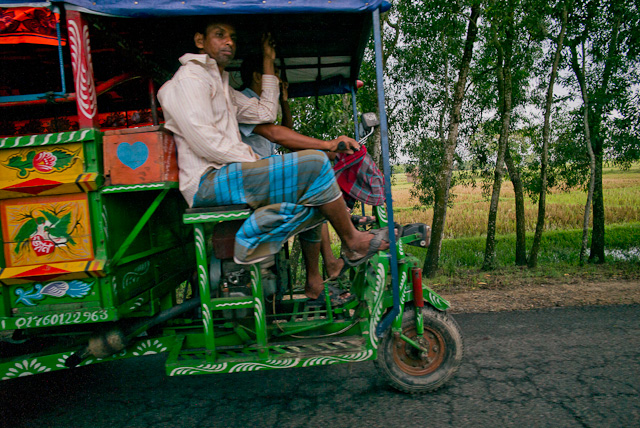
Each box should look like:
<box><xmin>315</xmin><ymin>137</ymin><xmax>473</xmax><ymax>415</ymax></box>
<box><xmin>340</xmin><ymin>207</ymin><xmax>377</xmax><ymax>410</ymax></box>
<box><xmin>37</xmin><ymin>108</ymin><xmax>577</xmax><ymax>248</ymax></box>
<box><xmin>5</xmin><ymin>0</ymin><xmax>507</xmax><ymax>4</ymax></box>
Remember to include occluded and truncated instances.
<box><xmin>2</xmin><ymin>304</ymin><xmax>639</xmax><ymax>428</ymax></box>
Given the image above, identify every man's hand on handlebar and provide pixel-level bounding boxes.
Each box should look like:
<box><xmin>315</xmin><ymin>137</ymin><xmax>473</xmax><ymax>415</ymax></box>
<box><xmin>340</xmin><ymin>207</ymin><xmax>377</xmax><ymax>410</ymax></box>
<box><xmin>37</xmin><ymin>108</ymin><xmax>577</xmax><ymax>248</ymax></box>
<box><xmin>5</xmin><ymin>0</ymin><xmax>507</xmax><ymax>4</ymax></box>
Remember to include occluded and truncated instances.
<box><xmin>329</xmin><ymin>136</ymin><xmax>360</xmax><ymax>154</ymax></box>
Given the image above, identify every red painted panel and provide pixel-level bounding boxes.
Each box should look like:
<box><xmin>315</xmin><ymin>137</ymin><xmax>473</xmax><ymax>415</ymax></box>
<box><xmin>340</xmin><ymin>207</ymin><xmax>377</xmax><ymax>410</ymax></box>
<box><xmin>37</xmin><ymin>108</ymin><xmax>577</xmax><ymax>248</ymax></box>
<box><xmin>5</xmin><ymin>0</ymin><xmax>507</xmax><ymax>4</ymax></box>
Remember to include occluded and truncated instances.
<box><xmin>103</xmin><ymin>126</ymin><xmax>178</xmax><ymax>185</ymax></box>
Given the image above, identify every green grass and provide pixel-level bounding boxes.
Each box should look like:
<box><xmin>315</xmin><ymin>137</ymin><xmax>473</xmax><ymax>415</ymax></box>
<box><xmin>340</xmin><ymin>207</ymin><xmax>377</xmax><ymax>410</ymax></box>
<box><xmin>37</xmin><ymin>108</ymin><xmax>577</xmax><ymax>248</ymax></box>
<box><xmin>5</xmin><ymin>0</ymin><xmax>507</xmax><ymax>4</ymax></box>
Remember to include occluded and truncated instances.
<box><xmin>401</xmin><ymin>223</ymin><xmax>640</xmax><ymax>292</ymax></box>
<box><xmin>405</xmin><ymin>222</ymin><xmax>640</xmax><ymax>273</ymax></box>
<box><xmin>391</xmin><ymin>164</ymin><xmax>640</xmax><ymax>239</ymax></box>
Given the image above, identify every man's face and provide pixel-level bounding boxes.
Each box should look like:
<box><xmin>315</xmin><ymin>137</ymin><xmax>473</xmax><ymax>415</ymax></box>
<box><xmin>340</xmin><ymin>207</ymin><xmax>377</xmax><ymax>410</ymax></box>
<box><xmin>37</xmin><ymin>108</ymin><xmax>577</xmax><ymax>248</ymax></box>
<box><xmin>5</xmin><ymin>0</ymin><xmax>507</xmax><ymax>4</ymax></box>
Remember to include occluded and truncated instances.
<box><xmin>195</xmin><ymin>23</ymin><xmax>237</xmax><ymax>69</ymax></box>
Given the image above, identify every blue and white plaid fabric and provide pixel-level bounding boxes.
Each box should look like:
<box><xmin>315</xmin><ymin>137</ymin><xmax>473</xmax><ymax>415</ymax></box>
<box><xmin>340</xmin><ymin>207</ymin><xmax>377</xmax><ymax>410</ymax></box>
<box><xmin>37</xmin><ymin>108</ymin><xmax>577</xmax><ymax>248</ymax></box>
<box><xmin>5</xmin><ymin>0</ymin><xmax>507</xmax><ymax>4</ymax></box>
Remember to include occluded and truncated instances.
<box><xmin>193</xmin><ymin>150</ymin><xmax>341</xmax><ymax>264</ymax></box>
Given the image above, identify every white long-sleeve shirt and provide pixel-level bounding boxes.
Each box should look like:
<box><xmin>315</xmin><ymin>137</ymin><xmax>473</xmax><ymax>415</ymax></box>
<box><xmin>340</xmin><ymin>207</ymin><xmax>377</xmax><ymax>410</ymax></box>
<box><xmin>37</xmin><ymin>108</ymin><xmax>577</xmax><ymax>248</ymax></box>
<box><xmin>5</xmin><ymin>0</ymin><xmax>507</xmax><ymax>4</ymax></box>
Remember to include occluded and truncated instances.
<box><xmin>158</xmin><ymin>53</ymin><xmax>279</xmax><ymax>205</ymax></box>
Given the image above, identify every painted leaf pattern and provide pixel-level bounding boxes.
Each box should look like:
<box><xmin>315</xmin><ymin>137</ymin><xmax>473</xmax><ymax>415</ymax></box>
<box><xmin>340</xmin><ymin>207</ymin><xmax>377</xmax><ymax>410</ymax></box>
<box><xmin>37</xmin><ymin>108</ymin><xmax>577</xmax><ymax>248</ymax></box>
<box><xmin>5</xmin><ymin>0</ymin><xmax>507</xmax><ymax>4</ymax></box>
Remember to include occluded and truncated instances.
<box><xmin>3</xmin><ymin>149</ymin><xmax>77</xmax><ymax>178</ymax></box>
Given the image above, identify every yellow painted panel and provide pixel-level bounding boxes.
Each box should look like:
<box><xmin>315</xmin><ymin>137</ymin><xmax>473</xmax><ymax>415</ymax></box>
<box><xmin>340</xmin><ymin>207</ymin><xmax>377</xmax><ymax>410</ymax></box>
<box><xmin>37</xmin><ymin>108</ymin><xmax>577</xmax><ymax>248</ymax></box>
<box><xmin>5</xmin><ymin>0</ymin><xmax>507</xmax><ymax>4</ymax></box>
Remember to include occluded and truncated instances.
<box><xmin>0</xmin><ymin>143</ymin><xmax>85</xmax><ymax>191</ymax></box>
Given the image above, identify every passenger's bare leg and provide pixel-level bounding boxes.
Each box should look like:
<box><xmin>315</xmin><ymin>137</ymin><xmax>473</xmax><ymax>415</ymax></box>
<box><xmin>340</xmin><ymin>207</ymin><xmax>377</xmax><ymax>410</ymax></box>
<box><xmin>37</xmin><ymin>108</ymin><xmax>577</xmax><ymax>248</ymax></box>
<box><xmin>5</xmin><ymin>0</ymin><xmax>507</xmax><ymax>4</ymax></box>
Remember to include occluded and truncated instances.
<box><xmin>320</xmin><ymin>223</ymin><xmax>344</xmax><ymax>279</ymax></box>
<box><xmin>319</xmin><ymin>198</ymin><xmax>389</xmax><ymax>260</ymax></box>
<box><xmin>300</xmin><ymin>238</ymin><xmax>324</xmax><ymax>299</ymax></box>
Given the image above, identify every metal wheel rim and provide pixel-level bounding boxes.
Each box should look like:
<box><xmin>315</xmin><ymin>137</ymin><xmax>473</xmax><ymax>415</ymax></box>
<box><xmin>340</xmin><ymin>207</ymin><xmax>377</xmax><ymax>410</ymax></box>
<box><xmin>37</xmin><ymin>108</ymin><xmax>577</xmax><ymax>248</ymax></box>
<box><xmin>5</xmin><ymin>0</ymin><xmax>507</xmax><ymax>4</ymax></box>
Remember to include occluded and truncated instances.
<box><xmin>392</xmin><ymin>325</ymin><xmax>445</xmax><ymax>376</ymax></box>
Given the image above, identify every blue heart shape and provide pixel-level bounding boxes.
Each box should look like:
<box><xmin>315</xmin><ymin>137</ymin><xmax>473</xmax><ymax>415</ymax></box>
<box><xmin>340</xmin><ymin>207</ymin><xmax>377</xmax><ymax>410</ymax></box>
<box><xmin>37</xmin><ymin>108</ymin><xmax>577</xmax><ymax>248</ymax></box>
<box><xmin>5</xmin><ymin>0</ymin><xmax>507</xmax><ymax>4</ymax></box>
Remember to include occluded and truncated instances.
<box><xmin>117</xmin><ymin>141</ymin><xmax>149</xmax><ymax>170</ymax></box>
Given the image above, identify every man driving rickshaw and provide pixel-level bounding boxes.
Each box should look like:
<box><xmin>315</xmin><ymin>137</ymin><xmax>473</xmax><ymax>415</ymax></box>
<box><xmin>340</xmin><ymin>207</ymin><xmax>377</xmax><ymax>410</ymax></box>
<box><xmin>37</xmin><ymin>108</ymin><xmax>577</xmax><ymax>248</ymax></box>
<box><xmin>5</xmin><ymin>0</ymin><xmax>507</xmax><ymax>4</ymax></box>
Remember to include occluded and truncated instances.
<box><xmin>157</xmin><ymin>19</ymin><xmax>390</xmax><ymax>304</ymax></box>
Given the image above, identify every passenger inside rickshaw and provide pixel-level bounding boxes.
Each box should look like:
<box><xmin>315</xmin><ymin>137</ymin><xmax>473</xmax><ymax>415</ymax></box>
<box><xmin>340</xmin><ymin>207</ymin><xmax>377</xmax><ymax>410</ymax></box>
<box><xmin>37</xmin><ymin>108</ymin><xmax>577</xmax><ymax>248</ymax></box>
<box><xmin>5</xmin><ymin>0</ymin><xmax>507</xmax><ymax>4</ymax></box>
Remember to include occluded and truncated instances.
<box><xmin>156</xmin><ymin>19</ymin><xmax>390</xmax><ymax>305</ymax></box>
<box><xmin>238</xmin><ymin>55</ymin><xmax>360</xmax><ymax>304</ymax></box>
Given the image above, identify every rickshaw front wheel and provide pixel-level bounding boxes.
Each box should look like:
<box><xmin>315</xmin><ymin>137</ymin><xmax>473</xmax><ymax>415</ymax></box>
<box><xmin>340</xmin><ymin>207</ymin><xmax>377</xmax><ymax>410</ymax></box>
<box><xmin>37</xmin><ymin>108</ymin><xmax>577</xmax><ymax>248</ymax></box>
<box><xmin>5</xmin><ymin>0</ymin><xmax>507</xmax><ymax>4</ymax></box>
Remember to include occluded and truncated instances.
<box><xmin>375</xmin><ymin>305</ymin><xmax>463</xmax><ymax>393</ymax></box>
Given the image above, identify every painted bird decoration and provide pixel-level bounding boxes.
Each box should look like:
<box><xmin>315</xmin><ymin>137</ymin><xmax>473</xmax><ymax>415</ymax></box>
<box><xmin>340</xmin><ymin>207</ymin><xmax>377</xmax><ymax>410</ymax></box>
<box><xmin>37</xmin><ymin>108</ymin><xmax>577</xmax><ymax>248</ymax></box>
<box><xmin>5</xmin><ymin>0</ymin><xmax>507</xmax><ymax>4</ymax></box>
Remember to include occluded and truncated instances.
<box><xmin>13</xmin><ymin>210</ymin><xmax>74</xmax><ymax>256</ymax></box>
<box><xmin>15</xmin><ymin>280</ymin><xmax>93</xmax><ymax>306</ymax></box>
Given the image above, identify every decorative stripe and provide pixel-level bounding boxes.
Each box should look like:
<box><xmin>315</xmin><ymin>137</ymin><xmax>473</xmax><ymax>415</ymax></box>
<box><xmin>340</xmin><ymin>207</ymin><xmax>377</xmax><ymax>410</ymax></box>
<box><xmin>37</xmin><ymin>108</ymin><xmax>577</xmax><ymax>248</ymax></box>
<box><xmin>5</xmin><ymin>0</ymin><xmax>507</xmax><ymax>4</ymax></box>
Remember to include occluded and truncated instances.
<box><xmin>369</xmin><ymin>261</ymin><xmax>386</xmax><ymax>349</ymax></box>
<box><xmin>75</xmin><ymin>173</ymin><xmax>98</xmax><ymax>192</ymax></box>
<box><xmin>102</xmin><ymin>205</ymin><xmax>109</xmax><ymax>241</ymax></box>
<box><xmin>68</xmin><ymin>19</ymin><xmax>97</xmax><ymax>120</ymax></box>
<box><xmin>301</xmin><ymin>350</ymin><xmax>374</xmax><ymax>366</ymax></box>
<box><xmin>168</xmin><ymin>350</ymin><xmax>375</xmax><ymax>377</ymax></box>
<box><xmin>0</xmin><ymin>129</ymin><xmax>96</xmax><ymax>148</ymax></box>
<box><xmin>250</xmin><ymin>265</ymin><xmax>264</xmax><ymax>334</ymax></box>
<box><xmin>184</xmin><ymin>211</ymin><xmax>250</xmax><ymax>222</ymax></box>
<box><xmin>228</xmin><ymin>359</ymin><xmax>300</xmax><ymax>373</ymax></box>
<box><xmin>102</xmin><ymin>183</ymin><xmax>167</xmax><ymax>193</ymax></box>
<box><xmin>212</xmin><ymin>301</ymin><xmax>252</xmax><ymax>308</ymax></box>
<box><xmin>201</xmin><ymin>303</ymin><xmax>211</xmax><ymax>336</ymax></box>
<box><xmin>426</xmin><ymin>289</ymin><xmax>450</xmax><ymax>311</ymax></box>
<box><xmin>170</xmin><ymin>363</ymin><xmax>229</xmax><ymax>376</ymax></box>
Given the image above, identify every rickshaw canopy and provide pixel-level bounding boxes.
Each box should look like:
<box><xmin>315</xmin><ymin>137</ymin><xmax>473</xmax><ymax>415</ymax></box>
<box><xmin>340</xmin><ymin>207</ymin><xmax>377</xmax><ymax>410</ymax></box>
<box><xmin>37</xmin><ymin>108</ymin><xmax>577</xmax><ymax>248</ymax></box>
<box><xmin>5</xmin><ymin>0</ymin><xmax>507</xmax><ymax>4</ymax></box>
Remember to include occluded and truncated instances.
<box><xmin>0</xmin><ymin>0</ymin><xmax>391</xmax><ymax>98</ymax></box>
<box><xmin>52</xmin><ymin>0</ymin><xmax>390</xmax><ymax>17</ymax></box>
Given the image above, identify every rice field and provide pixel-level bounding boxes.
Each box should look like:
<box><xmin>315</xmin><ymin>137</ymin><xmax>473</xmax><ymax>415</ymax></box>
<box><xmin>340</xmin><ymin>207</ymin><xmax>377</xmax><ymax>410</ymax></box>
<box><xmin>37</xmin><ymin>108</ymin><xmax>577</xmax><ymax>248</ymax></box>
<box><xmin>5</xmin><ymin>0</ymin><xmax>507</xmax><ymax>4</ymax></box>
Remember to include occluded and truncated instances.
<box><xmin>388</xmin><ymin>164</ymin><xmax>640</xmax><ymax>239</ymax></box>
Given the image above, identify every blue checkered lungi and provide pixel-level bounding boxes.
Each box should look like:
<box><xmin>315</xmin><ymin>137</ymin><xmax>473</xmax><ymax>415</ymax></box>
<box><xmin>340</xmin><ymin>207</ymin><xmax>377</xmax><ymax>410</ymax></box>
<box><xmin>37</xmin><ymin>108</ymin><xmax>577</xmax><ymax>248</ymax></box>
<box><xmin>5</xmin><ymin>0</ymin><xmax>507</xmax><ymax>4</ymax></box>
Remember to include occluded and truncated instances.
<box><xmin>193</xmin><ymin>150</ymin><xmax>341</xmax><ymax>264</ymax></box>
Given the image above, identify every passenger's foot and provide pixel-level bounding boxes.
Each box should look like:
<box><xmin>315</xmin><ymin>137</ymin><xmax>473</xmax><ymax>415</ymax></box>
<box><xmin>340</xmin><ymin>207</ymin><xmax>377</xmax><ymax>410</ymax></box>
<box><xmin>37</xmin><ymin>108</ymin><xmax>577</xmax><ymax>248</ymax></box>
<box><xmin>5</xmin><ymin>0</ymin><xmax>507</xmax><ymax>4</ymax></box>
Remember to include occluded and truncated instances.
<box><xmin>326</xmin><ymin>257</ymin><xmax>345</xmax><ymax>280</ymax></box>
<box><xmin>304</xmin><ymin>275</ymin><xmax>325</xmax><ymax>300</ymax></box>
<box><xmin>306</xmin><ymin>285</ymin><xmax>354</xmax><ymax>307</ymax></box>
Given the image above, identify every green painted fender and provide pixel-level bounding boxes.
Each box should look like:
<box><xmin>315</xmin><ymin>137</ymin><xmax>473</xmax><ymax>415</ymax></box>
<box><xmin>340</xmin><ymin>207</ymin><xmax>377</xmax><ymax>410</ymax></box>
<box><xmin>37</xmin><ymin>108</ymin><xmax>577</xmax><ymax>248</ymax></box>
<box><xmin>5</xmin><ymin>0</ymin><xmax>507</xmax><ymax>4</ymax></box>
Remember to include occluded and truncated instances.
<box><xmin>422</xmin><ymin>286</ymin><xmax>450</xmax><ymax>311</ymax></box>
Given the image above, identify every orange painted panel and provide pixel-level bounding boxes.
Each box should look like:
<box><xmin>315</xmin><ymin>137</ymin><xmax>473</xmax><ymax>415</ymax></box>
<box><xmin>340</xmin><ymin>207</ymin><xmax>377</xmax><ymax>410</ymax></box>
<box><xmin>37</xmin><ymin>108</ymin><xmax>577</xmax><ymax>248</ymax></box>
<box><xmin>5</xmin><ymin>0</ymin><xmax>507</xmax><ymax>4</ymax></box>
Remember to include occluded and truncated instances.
<box><xmin>103</xmin><ymin>126</ymin><xmax>178</xmax><ymax>185</ymax></box>
<box><xmin>1</xmin><ymin>194</ymin><xmax>94</xmax><ymax>267</ymax></box>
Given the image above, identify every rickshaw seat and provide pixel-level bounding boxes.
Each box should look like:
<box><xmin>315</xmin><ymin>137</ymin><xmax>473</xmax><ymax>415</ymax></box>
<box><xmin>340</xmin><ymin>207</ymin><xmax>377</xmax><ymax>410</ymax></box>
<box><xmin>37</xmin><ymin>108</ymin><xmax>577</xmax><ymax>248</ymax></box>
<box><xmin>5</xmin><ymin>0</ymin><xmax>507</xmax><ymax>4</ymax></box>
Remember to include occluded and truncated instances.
<box><xmin>183</xmin><ymin>204</ymin><xmax>252</xmax><ymax>259</ymax></box>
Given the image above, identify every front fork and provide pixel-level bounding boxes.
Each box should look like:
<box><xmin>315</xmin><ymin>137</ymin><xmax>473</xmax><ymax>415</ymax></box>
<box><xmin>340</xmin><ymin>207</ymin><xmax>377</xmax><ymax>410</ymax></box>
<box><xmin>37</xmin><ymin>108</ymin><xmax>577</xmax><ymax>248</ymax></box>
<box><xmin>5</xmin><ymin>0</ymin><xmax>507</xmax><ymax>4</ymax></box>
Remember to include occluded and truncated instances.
<box><xmin>392</xmin><ymin>266</ymin><xmax>428</xmax><ymax>354</ymax></box>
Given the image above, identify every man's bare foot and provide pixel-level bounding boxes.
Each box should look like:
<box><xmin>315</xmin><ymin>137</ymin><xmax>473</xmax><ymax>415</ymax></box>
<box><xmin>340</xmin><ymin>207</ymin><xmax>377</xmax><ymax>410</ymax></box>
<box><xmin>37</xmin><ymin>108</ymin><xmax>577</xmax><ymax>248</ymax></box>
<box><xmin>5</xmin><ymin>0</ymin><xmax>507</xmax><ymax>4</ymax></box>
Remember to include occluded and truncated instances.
<box><xmin>304</xmin><ymin>275</ymin><xmax>325</xmax><ymax>299</ymax></box>
<box><xmin>325</xmin><ymin>257</ymin><xmax>345</xmax><ymax>280</ymax></box>
<box><xmin>305</xmin><ymin>281</ymin><xmax>352</xmax><ymax>303</ymax></box>
<box><xmin>343</xmin><ymin>228</ymin><xmax>390</xmax><ymax>262</ymax></box>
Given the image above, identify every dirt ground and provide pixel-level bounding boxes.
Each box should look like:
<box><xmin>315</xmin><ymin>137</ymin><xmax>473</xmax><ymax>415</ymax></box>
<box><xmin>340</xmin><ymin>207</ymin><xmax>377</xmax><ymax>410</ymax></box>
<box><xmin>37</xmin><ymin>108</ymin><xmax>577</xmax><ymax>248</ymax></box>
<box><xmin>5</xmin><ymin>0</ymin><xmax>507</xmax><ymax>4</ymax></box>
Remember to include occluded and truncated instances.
<box><xmin>439</xmin><ymin>278</ymin><xmax>640</xmax><ymax>313</ymax></box>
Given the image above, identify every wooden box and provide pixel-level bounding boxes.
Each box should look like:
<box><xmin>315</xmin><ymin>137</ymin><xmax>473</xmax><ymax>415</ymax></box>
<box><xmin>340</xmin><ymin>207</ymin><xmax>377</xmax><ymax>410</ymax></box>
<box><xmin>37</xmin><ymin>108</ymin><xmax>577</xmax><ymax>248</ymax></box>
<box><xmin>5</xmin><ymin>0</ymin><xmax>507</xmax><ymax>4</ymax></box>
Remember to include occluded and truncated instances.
<box><xmin>1</xmin><ymin>193</ymin><xmax>94</xmax><ymax>267</ymax></box>
<box><xmin>103</xmin><ymin>126</ymin><xmax>178</xmax><ymax>185</ymax></box>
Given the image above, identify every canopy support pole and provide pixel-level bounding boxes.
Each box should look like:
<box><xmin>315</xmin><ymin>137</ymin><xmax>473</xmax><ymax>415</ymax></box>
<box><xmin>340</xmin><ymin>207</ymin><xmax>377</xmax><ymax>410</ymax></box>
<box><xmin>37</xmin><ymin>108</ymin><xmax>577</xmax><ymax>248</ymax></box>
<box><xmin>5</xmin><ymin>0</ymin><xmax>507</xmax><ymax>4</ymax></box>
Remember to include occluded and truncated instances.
<box><xmin>372</xmin><ymin>8</ymin><xmax>400</xmax><ymax>338</ymax></box>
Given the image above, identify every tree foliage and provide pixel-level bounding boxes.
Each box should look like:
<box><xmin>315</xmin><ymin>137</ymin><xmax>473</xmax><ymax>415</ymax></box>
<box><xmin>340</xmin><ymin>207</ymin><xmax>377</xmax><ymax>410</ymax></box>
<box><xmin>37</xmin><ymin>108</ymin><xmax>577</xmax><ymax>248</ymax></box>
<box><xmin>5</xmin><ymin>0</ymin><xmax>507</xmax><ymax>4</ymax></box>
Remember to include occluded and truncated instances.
<box><xmin>286</xmin><ymin>0</ymin><xmax>640</xmax><ymax>274</ymax></box>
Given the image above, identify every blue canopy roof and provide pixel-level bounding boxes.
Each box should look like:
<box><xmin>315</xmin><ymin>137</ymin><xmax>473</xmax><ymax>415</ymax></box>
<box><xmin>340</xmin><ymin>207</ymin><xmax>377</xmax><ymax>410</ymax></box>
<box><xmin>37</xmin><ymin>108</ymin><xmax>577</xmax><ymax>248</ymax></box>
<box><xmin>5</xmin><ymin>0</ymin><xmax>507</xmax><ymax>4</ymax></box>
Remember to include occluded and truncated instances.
<box><xmin>0</xmin><ymin>1</ymin><xmax>389</xmax><ymax>17</ymax></box>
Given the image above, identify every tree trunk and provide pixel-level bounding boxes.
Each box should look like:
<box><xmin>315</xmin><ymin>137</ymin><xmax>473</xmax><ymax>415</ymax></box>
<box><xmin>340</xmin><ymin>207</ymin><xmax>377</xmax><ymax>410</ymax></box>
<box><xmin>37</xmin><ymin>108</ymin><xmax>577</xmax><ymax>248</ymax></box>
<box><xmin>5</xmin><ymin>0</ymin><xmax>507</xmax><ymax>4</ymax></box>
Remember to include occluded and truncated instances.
<box><xmin>570</xmin><ymin>42</ymin><xmax>596</xmax><ymax>264</ymax></box>
<box><xmin>589</xmin><ymin>147</ymin><xmax>605</xmax><ymax>262</ymax></box>
<box><xmin>588</xmin><ymin>10</ymin><xmax>621</xmax><ymax>264</ymax></box>
<box><xmin>482</xmin><ymin>16</ymin><xmax>514</xmax><ymax>271</ymax></box>
<box><xmin>572</xmin><ymin>10</ymin><xmax>621</xmax><ymax>264</ymax></box>
<box><xmin>529</xmin><ymin>4</ymin><xmax>567</xmax><ymax>268</ymax></box>
<box><xmin>423</xmin><ymin>4</ymin><xmax>481</xmax><ymax>277</ymax></box>
<box><xmin>504</xmin><ymin>147</ymin><xmax>527</xmax><ymax>265</ymax></box>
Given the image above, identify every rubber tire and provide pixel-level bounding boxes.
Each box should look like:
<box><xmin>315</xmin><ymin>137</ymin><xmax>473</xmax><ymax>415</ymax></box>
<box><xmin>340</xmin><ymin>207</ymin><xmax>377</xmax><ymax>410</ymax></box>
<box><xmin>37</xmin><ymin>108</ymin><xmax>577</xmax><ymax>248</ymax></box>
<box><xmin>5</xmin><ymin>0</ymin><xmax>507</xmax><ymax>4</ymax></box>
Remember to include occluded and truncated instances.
<box><xmin>375</xmin><ymin>305</ymin><xmax>463</xmax><ymax>393</ymax></box>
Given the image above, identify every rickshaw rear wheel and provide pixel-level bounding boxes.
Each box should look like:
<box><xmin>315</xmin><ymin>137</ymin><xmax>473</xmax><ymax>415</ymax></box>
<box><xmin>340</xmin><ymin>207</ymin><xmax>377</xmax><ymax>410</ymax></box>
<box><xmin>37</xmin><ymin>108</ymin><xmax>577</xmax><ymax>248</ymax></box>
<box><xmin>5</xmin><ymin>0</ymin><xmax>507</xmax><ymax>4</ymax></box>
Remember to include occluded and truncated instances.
<box><xmin>375</xmin><ymin>305</ymin><xmax>463</xmax><ymax>393</ymax></box>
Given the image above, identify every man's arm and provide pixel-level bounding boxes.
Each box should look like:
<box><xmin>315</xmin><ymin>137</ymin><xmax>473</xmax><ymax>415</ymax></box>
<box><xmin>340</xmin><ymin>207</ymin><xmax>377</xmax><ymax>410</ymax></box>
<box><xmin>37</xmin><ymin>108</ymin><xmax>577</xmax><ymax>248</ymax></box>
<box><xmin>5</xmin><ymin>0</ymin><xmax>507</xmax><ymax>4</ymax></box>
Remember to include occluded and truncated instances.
<box><xmin>232</xmin><ymin>75</ymin><xmax>279</xmax><ymax>124</ymax></box>
<box><xmin>252</xmin><ymin>124</ymin><xmax>360</xmax><ymax>154</ymax></box>
<box><xmin>233</xmin><ymin>33</ymin><xmax>279</xmax><ymax>124</ymax></box>
<box><xmin>159</xmin><ymin>73</ymin><xmax>258</xmax><ymax>165</ymax></box>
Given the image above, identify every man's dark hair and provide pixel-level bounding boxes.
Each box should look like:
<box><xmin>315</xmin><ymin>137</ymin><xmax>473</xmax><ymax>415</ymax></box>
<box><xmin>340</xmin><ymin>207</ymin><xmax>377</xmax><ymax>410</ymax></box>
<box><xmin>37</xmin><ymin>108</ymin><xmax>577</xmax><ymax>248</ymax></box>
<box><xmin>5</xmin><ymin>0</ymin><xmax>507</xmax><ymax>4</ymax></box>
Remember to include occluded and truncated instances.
<box><xmin>198</xmin><ymin>17</ymin><xmax>236</xmax><ymax>36</ymax></box>
<box><xmin>240</xmin><ymin>57</ymin><xmax>263</xmax><ymax>89</ymax></box>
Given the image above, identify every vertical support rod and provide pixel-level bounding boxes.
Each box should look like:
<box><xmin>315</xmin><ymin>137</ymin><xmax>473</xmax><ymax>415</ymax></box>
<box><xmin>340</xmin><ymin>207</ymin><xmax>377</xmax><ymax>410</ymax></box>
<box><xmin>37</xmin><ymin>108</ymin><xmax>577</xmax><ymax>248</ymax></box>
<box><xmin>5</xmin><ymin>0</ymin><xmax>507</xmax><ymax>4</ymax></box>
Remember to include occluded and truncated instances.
<box><xmin>351</xmin><ymin>87</ymin><xmax>360</xmax><ymax>141</ymax></box>
<box><xmin>194</xmin><ymin>224</ymin><xmax>216</xmax><ymax>362</ymax></box>
<box><xmin>52</xmin><ymin>6</ymin><xmax>66</xmax><ymax>94</ymax></box>
<box><xmin>250</xmin><ymin>264</ymin><xmax>269</xmax><ymax>359</ymax></box>
<box><xmin>66</xmin><ymin>10</ymin><xmax>99</xmax><ymax>129</ymax></box>
<box><xmin>373</xmin><ymin>7</ymin><xmax>401</xmax><ymax>338</ymax></box>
